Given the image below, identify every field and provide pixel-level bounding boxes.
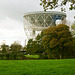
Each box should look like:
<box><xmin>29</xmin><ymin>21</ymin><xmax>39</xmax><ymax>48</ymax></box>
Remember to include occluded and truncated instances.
<box><xmin>0</xmin><ymin>59</ymin><xmax>75</xmax><ymax>75</ymax></box>
<box><xmin>25</xmin><ymin>55</ymin><xmax>39</xmax><ymax>58</ymax></box>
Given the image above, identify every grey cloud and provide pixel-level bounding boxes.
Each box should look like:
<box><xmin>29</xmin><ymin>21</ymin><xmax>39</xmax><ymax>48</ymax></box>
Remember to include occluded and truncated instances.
<box><xmin>0</xmin><ymin>0</ymin><xmax>74</xmax><ymax>45</ymax></box>
<box><xmin>0</xmin><ymin>17</ymin><xmax>22</xmax><ymax>30</ymax></box>
<box><xmin>0</xmin><ymin>0</ymin><xmax>43</xmax><ymax>21</ymax></box>
<box><xmin>0</xmin><ymin>0</ymin><xmax>43</xmax><ymax>45</ymax></box>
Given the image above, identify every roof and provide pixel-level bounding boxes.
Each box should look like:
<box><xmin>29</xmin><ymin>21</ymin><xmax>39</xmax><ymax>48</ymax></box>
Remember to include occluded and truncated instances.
<box><xmin>24</xmin><ymin>11</ymin><xmax>66</xmax><ymax>16</ymax></box>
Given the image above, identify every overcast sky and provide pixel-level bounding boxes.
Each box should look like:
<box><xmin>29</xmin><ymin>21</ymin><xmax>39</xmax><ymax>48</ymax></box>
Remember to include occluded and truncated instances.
<box><xmin>0</xmin><ymin>0</ymin><xmax>75</xmax><ymax>46</ymax></box>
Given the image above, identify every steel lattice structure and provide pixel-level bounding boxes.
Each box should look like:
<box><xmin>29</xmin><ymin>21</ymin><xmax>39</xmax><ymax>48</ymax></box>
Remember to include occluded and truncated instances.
<box><xmin>23</xmin><ymin>11</ymin><xmax>66</xmax><ymax>39</ymax></box>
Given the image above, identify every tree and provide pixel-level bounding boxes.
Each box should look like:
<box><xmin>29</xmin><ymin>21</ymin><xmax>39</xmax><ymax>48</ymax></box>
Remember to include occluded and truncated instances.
<box><xmin>10</xmin><ymin>41</ymin><xmax>22</xmax><ymax>52</ymax></box>
<box><xmin>0</xmin><ymin>44</ymin><xmax>9</xmax><ymax>59</ymax></box>
<box><xmin>26</xmin><ymin>39</ymin><xmax>44</xmax><ymax>55</ymax></box>
<box><xmin>40</xmin><ymin>0</ymin><xmax>75</xmax><ymax>11</ymax></box>
<box><xmin>26</xmin><ymin>31</ymin><xmax>45</xmax><ymax>56</ymax></box>
<box><xmin>71</xmin><ymin>21</ymin><xmax>75</xmax><ymax>36</ymax></box>
<box><xmin>26</xmin><ymin>39</ymin><xmax>33</xmax><ymax>54</ymax></box>
<box><xmin>42</xmin><ymin>24</ymin><xmax>73</xmax><ymax>59</ymax></box>
<box><xmin>10</xmin><ymin>41</ymin><xmax>22</xmax><ymax>59</ymax></box>
<box><xmin>1</xmin><ymin>44</ymin><xmax>9</xmax><ymax>53</ymax></box>
<box><xmin>68</xmin><ymin>37</ymin><xmax>75</xmax><ymax>58</ymax></box>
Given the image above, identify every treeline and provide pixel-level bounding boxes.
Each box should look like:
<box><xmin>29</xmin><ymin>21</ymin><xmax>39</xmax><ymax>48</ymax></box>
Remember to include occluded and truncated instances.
<box><xmin>0</xmin><ymin>24</ymin><xmax>75</xmax><ymax>59</ymax></box>
<box><xmin>0</xmin><ymin>41</ymin><xmax>25</xmax><ymax>60</ymax></box>
<box><xmin>26</xmin><ymin>24</ymin><xmax>75</xmax><ymax>59</ymax></box>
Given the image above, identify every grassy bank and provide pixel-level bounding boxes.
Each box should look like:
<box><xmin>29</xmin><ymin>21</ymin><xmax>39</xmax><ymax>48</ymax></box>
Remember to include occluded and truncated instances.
<box><xmin>0</xmin><ymin>59</ymin><xmax>75</xmax><ymax>75</ymax></box>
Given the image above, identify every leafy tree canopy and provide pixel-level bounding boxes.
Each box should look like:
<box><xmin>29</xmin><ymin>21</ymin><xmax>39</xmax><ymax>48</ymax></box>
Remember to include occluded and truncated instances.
<box><xmin>26</xmin><ymin>38</ymin><xmax>44</xmax><ymax>55</ymax></box>
<box><xmin>1</xmin><ymin>44</ymin><xmax>9</xmax><ymax>53</ymax></box>
<box><xmin>42</xmin><ymin>24</ymin><xmax>73</xmax><ymax>58</ymax></box>
<box><xmin>26</xmin><ymin>30</ymin><xmax>45</xmax><ymax>55</ymax></box>
<box><xmin>10</xmin><ymin>41</ymin><xmax>22</xmax><ymax>52</ymax></box>
<box><xmin>40</xmin><ymin>0</ymin><xmax>75</xmax><ymax>11</ymax></box>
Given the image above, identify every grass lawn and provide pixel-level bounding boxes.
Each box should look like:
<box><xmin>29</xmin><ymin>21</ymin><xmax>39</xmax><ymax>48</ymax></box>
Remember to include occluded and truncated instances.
<box><xmin>25</xmin><ymin>55</ymin><xmax>39</xmax><ymax>58</ymax></box>
<box><xmin>0</xmin><ymin>59</ymin><xmax>75</xmax><ymax>75</ymax></box>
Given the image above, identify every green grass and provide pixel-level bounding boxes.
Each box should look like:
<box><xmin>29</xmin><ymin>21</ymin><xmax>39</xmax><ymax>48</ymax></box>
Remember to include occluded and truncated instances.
<box><xmin>0</xmin><ymin>59</ymin><xmax>75</xmax><ymax>75</ymax></box>
<box><xmin>25</xmin><ymin>55</ymin><xmax>39</xmax><ymax>58</ymax></box>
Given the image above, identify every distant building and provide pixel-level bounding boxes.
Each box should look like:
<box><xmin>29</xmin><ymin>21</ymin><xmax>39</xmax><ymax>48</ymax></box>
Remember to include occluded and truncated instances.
<box><xmin>23</xmin><ymin>11</ymin><xmax>66</xmax><ymax>43</ymax></box>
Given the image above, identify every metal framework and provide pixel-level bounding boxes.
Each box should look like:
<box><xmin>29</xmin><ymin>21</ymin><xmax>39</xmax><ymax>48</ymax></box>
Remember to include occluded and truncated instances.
<box><xmin>23</xmin><ymin>11</ymin><xmax>66</xmax><ymax>39</ymax></box>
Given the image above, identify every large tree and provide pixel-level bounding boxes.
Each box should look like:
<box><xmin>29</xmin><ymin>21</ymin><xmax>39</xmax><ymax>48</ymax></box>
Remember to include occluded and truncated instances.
<box><xmin>40</xmin><ymin>0</ymin><xmax>75</xmax><ymax>11</ymax></box>
<box><xmin>10</xmin><ymin>41</ymin><xmax>23</xmax><ymax>59</ymax></box>
<box><xmin>1</xmin><ymin>44</ymin><xmax>9</xmax><ymax>53</ymax></box>
<box><xmin>42</xmin><ymin>24</ymin><xmax>73</xmax><ymax>59</ymax></box>
<box><xmin>26</xmin><ymin>31</ymin><xmax>45</xmax><ymax>55</ymax></box>
<box><xmin>26</xmin><ymin>39</ymin><xmax>44</xmax><ymax>55</ymax></box>
<box><xmin>10</xmin><ymin>41</ymin><xmax>22</xmax><ymax>52</ymax></box>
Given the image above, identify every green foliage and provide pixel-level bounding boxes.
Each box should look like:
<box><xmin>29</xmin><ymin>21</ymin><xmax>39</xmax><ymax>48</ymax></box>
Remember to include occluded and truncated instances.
<box><xmin>71</xmin><ymin>22</ymin><xmax>75</xmax><ymax>36</ymax></box>
<box><xmin>26</xmin><ymin>39</ymin><xmax>34</xmax><ymax>54</ymax></box>
<box><xmin>26</xmin><ymin>31</ymin><xmax>45</xmax><ymax>55</ymax></box>
<box><xmin>26</xmin><ymin>24</ymin><xmax>74</xmax><ymax>59</ymax></box>
<box><xmin>0</xmin><ymin>52</ymin><xmax>25</xmax><ymax>60</ymax></box>
<box><xmin>26</xmin><ymin>39</ymin><xmax>44</xmax><ymax>55</ymax></box>
<box><xmin>1</xmin><ymin>44</ymin><xmax>9</xmax><ymax>53</ymax></box>
<box><xmin>9</xmin><ymin>42</ymin><xmax>23</xmax><ymax>59</ymax></box>
<box><xmin>0</xmin><ymin>59</ymin><xmax>75</xmax><ymax>75</ymax></box>
<box><xmin>10</xmin><ymin>42</ymin><xmax>22</xmax><ymax>52</ymax></box>
<box><xmin>68</xmin><ymin>37</ymin><xmax>75</xmax><ymax>58</ymax></box>
<box><xmin>42</xmin><ymin>24</ymin><xmax>73</xmax><ymax>59</ymax></box>
<box><xmin>40</xmin><ymin>0</ymin><xmax>75</xmax><ymax>11</ymax></box>
<box><xmin>0</xmin><ymin>41</ymin><xmax>25</xmax><ymax>60</ymax></box>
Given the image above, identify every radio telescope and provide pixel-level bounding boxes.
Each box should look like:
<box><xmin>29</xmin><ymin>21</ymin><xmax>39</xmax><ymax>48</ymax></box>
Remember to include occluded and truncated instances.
<box><xmin>23</xmin><ymin>11</ymin><xmax>66</xmax><ymax>40</ymax></box>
